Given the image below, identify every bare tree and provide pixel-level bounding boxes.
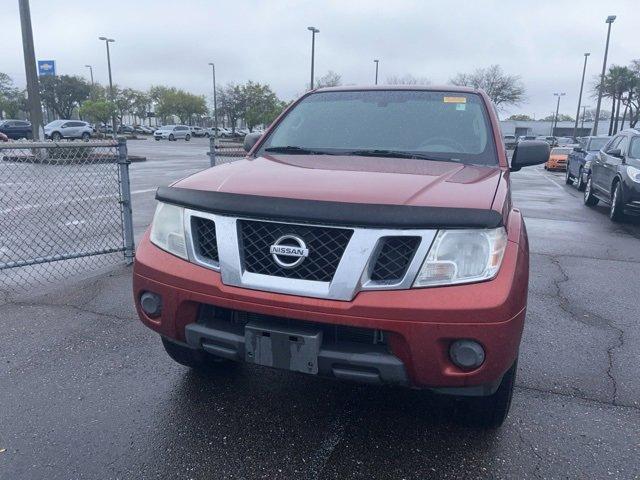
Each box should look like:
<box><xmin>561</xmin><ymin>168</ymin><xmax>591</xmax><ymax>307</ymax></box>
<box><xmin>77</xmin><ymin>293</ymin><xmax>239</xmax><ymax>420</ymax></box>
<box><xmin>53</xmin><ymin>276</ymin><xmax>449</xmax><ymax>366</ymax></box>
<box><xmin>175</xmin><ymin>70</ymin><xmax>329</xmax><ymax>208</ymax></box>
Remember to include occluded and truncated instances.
<box><xmin>314</xmin><ymin>71</ymin><xmax>342</xmax><ymax>88</ymax></box>
<box><xmin>385</xmin><ymin>74</ymin><xmax>430</xmax><ymax>86</ymax></box>
<box><xmin>450</xmin><ymin>65</ymin><xmax>525</xmax><ymax>109</ymax></box>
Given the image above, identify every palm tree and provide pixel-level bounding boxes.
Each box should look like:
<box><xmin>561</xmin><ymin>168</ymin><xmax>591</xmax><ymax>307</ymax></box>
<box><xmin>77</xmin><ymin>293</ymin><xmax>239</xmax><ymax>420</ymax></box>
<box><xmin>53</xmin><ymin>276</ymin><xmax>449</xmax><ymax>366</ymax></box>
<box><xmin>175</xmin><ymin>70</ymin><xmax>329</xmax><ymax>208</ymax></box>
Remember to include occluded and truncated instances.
<box><xmin>595</xmin><ymin>66</ymin><xmax>636</xmax><ymax>135</ymax></box>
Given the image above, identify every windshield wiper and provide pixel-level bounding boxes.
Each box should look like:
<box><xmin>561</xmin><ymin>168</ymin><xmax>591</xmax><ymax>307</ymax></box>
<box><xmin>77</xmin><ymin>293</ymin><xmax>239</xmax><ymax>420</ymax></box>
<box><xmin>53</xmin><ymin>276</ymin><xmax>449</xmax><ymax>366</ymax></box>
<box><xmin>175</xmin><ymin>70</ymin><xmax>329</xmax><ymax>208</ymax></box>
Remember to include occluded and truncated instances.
<box><xmin>346</xmin><ymin>149</ymin><xmax>459</xmax><ymax>162</ymax></box>
<box><xmin>264</xmin><ymin>146</ymin><xmax>335</xmax><ymax>155</ymax></box>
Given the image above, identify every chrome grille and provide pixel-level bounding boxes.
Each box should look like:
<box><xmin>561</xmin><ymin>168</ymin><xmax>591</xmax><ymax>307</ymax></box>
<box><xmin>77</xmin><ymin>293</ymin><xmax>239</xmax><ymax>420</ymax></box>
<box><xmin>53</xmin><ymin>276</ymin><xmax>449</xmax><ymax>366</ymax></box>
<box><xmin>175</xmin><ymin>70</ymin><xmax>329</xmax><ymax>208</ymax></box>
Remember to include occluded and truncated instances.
<box><xmin>239</xmin><ymin>220</ymin><xmax>352</xmax><ymax>282</ymax></box>
<box><xmin>371</xmin><ymin>237</ymin><xmax>421</xmax><ymax>282</ymax></box>
<box><xmin>192</xmin><ymin>217</ymin><xmax>218</xmax><ymax>262</ymax></box>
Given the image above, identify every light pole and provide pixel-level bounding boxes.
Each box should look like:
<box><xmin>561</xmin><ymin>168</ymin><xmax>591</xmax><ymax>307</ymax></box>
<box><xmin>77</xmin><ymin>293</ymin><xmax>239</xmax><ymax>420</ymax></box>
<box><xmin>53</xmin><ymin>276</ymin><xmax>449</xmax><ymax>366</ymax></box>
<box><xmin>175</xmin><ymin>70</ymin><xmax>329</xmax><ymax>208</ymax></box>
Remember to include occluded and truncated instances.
<box><xmin>18</xmin><ymin>0</ymin><xmax>43</xmax><ymax>140</ymax></box>
<box><xmin>573</xmin><ymin>53</ymin><xmax>590</xmax><ymax>139</ymax></box>
<box><xmin>593</xmin><ymin>15</ymin><xmax>616</xmax><ymax>136</ymax></box>
<box><xmin>98</xmin><ymin>36</ymin><xmax>116</xmax><ymax>137</ymax></box>
<box><xmin>552</xmin><ymin>93</ymin><xmax>566</xmax><ymax>136</ymax></box>
<box><xmin>374</xmin><ymin>59</ymin><xmax>379</xmax><ymax>85</ymax></box>
<box><xmin>307</xmin><ymin>26</ymin><xmax>319</xmax><ymax>90</ymax></box>
<box><xmin>208</xmin><ymin>62</ymin><xmax>218</xmax><ymax>141</ymax></box>
<box><xmin>84</xmin><ymin>64</ymin><xmax>94</xmax><ymax>86</ymax></box>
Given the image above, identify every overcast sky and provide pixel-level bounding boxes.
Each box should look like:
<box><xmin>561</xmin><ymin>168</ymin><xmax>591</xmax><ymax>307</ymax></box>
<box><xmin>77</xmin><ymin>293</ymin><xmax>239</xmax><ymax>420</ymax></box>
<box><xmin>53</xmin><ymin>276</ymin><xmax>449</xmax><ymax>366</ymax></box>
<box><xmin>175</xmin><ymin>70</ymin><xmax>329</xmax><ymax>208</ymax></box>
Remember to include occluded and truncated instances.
<box><xmin>2</xmin><ymin>0</ymin><xmax>638</xmax><ymax>119</ymax></box>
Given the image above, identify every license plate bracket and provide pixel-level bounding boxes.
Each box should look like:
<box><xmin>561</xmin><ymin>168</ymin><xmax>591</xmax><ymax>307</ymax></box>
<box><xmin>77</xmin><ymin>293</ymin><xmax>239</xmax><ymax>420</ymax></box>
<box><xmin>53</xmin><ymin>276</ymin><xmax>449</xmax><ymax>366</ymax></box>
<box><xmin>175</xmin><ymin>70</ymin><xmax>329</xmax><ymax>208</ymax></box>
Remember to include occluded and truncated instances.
<box><xmin>244</xmin><ymin>321</ymin><xmax>322</xmax><ymax>375</ymax></box>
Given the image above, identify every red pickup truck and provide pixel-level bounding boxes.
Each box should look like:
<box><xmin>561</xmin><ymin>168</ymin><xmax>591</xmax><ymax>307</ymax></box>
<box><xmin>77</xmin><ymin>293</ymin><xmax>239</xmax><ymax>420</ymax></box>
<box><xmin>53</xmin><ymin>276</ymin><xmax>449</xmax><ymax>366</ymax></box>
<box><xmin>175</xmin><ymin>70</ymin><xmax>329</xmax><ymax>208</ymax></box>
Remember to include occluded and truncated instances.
<box><xmin>133</xmin><ymin>86</ymin><xmax>549</xmax><ymax>428</ymax></box>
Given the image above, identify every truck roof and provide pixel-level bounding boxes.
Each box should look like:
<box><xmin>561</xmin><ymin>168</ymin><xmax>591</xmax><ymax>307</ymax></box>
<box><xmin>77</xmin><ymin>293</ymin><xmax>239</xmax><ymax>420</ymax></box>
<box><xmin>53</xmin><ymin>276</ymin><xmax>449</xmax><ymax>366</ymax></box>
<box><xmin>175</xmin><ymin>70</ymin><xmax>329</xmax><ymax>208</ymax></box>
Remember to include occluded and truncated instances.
<box><xmin>313</xmin><ymin>85</ymin><xmax>481</xmax><ymax>94</ymax></box>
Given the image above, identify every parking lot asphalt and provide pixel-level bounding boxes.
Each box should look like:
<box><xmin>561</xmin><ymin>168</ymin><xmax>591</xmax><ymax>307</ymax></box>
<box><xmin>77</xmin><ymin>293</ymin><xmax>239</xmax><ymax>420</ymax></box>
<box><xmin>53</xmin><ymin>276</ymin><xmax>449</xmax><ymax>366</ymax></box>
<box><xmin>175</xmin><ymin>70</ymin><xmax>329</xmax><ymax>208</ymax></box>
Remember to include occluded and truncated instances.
<box><xmin>1</xmin><ymin>138</ymin><xmax>639</xmax><ymax>479</ymax></box>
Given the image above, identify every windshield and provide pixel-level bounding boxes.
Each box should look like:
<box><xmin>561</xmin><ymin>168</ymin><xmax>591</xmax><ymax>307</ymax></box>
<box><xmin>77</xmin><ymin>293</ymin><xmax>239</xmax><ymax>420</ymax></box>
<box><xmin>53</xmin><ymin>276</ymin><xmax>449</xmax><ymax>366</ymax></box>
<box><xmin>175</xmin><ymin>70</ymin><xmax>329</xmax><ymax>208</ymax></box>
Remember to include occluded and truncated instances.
<box><xmin>551</xmin><ymin>147</ymin><xmax>572</xmax><ymax>155</ymax></box>
<box><xmin>45</xmin><ymin>120</ymin><xmax>64</xmax><ymax>128</ymax></box>
<box><xmin>587</xmin><ymin>137</ymin><xmax>609</xmax><ymax>151</ymax></box>
<box><xmin>260</xmin><ymin>90</ymin><xmax>497</xmax><ymax>165</ymax></box>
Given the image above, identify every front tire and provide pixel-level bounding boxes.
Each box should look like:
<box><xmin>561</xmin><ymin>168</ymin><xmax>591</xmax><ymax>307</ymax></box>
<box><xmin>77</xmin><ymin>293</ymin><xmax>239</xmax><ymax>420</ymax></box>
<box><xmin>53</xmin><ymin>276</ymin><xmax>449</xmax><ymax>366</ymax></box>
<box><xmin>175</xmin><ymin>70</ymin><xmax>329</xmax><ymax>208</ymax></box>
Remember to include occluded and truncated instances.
<box><xmin>565</xmin><ymin>165</ymin><xmax>573</xmax><ymax>184</ymax></box>
<box><xmin>51</xmin><ymin>131</ymin><xmax>62</xmax><ymax>141</ymax></box>
<box><xmin>169</xmin><ymin>134</ymin><xmax>175</xmax><ymax>141</ymax></box>
<box><xmin>185</xmin><ymin>134</ymin><xmax>191</xmax><ymax>141</ymax></box>
<box><xmin>453</xmin><ymin>360</ymin><xmax>517</xmax><ymax>429</ymax></box>
<box><xmin>584</xmin><ymin>175</ymin><xmax>599</xmax><ymax>206</ymax></box>
<box><xmin>81</xmin><ymin>132</ymin><xmax>90</xmax><ymax>141</ymax></box>
<box><xmin>577</xmin><ymin>167</ymin><xmax>586</xmax><ymax>191</ymax></box>
<box><xmin>161</xmin><ymin>337</ymin><xmax>228</xmax><ymax>370</ymax></box>
<box><xmin>609</xmin><ymin>181</ymin><xmax>626</xmax><ymax>222</ymax></box>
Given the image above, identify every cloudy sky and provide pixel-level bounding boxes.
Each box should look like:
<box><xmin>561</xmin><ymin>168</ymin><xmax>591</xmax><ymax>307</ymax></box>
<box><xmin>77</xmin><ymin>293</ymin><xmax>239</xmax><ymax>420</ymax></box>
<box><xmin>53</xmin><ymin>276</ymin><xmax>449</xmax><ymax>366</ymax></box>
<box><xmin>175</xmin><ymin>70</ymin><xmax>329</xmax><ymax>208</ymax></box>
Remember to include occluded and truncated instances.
<box><xmin>2</xmin><ymin>0</ymin><xmax>638</xmax><ymax>119</ymax></box>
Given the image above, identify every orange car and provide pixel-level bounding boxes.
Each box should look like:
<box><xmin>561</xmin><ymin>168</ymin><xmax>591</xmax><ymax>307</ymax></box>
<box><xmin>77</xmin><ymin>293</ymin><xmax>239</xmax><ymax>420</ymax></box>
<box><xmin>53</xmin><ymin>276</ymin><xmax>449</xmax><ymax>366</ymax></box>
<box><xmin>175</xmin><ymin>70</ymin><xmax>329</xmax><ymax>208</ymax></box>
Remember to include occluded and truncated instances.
<box><xmin>544</xmin><ymin>146</ymin><xmax>573</xmax><ymax>171</ymax></box>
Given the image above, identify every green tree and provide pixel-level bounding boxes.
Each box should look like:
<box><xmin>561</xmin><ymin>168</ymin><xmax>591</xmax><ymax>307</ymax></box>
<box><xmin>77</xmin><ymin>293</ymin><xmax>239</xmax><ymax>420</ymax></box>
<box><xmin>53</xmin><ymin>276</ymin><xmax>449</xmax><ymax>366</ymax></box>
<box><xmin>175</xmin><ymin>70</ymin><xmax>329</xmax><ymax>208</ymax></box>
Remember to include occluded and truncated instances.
<box><xmin>79</xmin><ymin>100</ymin><xmax>116</xmax><ymax>125</ymax></box>
<box><xmin>217</xmin><ymin>83</ymin><xmax>245</xmax><ymax>132</ymax></box>
<box><xmin>110</xmin><ymin>87</ymin><xmax>149</xmax><ymax>125</ymax></box>
<box><xmin>39</xmin><ymin>75</ymin><xmax>91</xmax><ymax>119</ymax></box>
<box><xmin>242</xmin><ymin>81</ymin><xmax>283</xmax><ymax>131</ymax></box>
<box><xmin>507</xmin><ymin>114</ymin><xmax>534</xmax><ymax>121</ymax></box>
<box><xmin>540</xmin><ymin>113</ymin><xmax>574</xmax><ymax>122</ymax></box>
<box><xmin>0</xmin><ymin>72</ymin><xmax>26</xmax><ymax>119</ymax></box>
<box><xmin>450</xmin><ymin>65</ymin><xmax>526</xmax><ymax>109</ymax></box>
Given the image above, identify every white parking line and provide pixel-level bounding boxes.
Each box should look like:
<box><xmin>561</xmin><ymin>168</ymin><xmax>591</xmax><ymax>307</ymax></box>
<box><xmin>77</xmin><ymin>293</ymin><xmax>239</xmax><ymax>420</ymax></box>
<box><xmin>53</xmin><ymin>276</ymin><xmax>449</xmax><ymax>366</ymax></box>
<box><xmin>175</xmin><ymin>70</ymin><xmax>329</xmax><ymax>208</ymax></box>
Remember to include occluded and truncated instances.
<box><xmin>534</xmin><ymin>168</ymin><xmax>566</xmax><ymax>191</ymax></box>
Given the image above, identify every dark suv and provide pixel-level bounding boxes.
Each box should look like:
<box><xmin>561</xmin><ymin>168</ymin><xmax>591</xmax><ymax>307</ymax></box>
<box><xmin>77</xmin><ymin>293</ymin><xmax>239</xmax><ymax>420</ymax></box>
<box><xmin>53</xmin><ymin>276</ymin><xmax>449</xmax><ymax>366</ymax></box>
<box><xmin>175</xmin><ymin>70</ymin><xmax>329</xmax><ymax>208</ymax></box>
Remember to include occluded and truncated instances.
<box><xmin>0</xmin><ymin>119</ymin><xmax>32</xmax><ymax>139</ymax></box>
<box><xmin>566</xmin><ymin>136</ymin><xmax>610</xmax><ymax>190</ymax></box>
<box><xmin>584</xmin><ymin>128</ymin><xmax>640</xmax><ymax>221</ymax></box>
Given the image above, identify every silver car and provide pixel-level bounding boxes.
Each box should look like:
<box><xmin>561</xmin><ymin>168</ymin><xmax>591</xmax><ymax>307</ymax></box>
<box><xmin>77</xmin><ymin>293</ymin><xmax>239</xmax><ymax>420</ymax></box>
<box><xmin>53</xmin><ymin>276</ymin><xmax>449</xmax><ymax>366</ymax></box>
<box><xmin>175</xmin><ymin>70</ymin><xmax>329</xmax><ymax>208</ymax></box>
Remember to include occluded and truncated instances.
<box><xmin>44</xmin><ymin>120</ymin><xmax>93</xmax><ymax>141</ymax></box>
<box><xmin>154</xmin><ymin>125</ymin><xmax>191</xmax><ymax>141</ymax></box>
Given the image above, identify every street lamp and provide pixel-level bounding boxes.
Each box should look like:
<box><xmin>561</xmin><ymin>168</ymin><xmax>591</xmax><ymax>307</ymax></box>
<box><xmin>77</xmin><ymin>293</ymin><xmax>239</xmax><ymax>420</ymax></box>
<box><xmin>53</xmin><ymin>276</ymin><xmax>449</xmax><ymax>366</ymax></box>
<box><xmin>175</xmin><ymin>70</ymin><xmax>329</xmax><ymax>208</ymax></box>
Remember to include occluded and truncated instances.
<box><xmin>307</xmin><ymin>26</ymin><xmax>319</xmax><ymax>90</ymax></box>
<box><xmin>592</xmin><ymin>15</ymin><xmax>616</xmax><ymax>135</ymax></box>
<box><xmin>573</xmin><ymin>53</ymin><xmax>590</xmax><ymax>139</ymax></box>
<box><xmin>208</xmin><ymin>62</ymin><xmax>218</xmax><ymax>141</ymax></box>
<box><xmin>374</xmin><ymin>59</ymin><xmax>379</xmax><ymax>85</ymax></box>
<box><xmin>84</xmin><ymin>64</ymin><xmax>94</xmax><ymax>86</ymax></box>
<box><xmin>553</xmin><ymin>93</ymin><xmax>566</xmax><ymax>136</ymax></box>
<box><xmin>98</xmin><ymin>36</ymin><xmax>116</xmax><ymax>137</ymax></box>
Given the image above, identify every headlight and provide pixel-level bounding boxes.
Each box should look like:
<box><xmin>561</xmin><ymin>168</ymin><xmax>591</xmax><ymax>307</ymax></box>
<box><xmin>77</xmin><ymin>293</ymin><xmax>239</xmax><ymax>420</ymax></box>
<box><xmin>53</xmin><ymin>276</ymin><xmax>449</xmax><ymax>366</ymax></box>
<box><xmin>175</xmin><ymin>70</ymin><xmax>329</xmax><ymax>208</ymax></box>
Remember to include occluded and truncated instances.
<box><xmin>413</xmin><ymin>227</ymin><xmax>508</xmax><ymax>287</ymax></box>
<box><xmin>150</xmin><ymin>203</ymin><xmax>188</xmax><ymax>259</ymax></box>
<box><xmin>626</xmin><ymin>165</ymin><xmax>640</xmax><ymax>183</ymax></box>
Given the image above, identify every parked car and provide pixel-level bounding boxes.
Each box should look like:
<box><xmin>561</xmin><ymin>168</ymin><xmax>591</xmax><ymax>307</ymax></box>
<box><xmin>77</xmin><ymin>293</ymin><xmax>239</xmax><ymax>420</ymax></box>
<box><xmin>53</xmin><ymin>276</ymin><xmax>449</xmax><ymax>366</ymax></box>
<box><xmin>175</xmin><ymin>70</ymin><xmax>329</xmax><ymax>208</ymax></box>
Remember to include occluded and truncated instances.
<box><xmin>190</xmin><ymin>126</ymin><xmax>207</xmax><ymax>137</ymax></box>
<box><xmin>154</xmin><ymin>124</ymin><xmax>191</xmax><ymax>141</ymax></box>
<box><xmin>118</xmin><ymin>124</ymin><xmax>135</xmax><ymax>134</ymax></box>
<box><xmin>44</xmin><ymin>120</ymin><xmax>93</xmax><ymax>141</ymax></box>
<box><xmin>535</xmin><ymin>136</ymin><xmax>557</xmax><ymax>146</ymax></box>
<box><xmin>133</xmin><ymin>86</ymin><xmax>550</xmax><ymax>428</ymax></box>
<box><xmin>503</xmin><ymin>134</ymin><xmax>517</xmax><ymax>149</ymax></box>
<box><xmin>517</xmin><ymin>135</ymin><xmax>537</xmax><ymax>143</ymax></box>
<box><xmin>544</xmin><ymin>146</ymin><xmax>573</xmax><ymax>171</ymax></box>
<box><xmin>134</xmin><ymin>125</ymin><xmax>154</xmax><ymax>135</ymax></box>
<box><xmin>235</xmin><ymin>128</ymin><xmax>250</xmax><ymax>137</ymax></box>
<box><xmin>565</xmin><ymin>136</ymin><xmax>610</xmax><ymax>190</ymax></box>
<box><xmin>98</xmin><ymin>123</ymin><xmax>114</xmax><ymax>134</ymax></box>
<box><xmin>0</xmin><ymin>132</ymin><xmax>9</xmax><ymax>142</ymax></box>
<box><xmin>584</xmin><ymin>128</ymin><xmax>640</xmax><ymax>221</ymax></box>
<box><xmin>0</xmin><ymin>119</ymin><xmax>32</xmax><ymax>139</ymax></box>
<box><xmin>555</xmin><ymin>136</ymin><xmax>575</xmax><ymax>146</ymax></box>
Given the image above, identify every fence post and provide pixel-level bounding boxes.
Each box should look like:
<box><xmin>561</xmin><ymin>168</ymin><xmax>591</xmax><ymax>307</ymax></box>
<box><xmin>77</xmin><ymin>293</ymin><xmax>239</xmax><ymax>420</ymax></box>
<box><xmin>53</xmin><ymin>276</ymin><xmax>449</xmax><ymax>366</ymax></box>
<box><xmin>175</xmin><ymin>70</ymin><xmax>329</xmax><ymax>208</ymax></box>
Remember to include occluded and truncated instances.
<box><xmin>207</xmin><ymin>134</ymin><xmax>216</xmax><ymax>167</ymax></box>
<box><xmin>117</xmin><ymin>137</ymin><xmax>135</xmax><ymax>264</ymax></box>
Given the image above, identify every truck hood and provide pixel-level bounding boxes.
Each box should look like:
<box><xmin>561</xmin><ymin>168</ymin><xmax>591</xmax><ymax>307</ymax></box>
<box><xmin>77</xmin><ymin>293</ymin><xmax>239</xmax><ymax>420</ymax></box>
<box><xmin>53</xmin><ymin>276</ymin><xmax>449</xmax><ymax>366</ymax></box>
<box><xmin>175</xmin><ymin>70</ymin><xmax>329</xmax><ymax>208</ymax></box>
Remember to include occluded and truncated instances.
<box><xmin>173</xmin><ymin>154</ymin><xmax>502</xmax><ymax>210</ymax></box>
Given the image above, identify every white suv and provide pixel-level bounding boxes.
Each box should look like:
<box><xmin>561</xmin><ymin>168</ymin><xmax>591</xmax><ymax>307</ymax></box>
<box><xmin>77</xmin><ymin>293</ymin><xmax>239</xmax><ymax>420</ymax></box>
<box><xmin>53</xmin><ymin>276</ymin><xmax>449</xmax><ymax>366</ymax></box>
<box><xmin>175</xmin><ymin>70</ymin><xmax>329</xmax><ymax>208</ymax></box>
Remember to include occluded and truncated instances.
<box><xmin>44</xmin><ymin>120</ymin><xmax>93</xmax><ymax>141</ymax></box>
<box><xmin>154</xmin><ymin>125</ymin><xmax>191</xmax><ymax>141</ymax></box>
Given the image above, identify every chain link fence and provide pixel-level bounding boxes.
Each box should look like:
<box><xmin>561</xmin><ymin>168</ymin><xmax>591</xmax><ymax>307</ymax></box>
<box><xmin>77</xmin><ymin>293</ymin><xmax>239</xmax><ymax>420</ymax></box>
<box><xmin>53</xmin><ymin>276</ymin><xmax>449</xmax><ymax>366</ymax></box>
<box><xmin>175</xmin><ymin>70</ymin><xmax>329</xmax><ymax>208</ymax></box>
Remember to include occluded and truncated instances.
<box><xmin>207</xmin><ymin>136</ymin><xmax>248</xmax><ymax>166</ymax></box>
<box><xmin>0</xmin><ymin>139</ymin><xmax>134</xmax><ymax>295</ymax></box>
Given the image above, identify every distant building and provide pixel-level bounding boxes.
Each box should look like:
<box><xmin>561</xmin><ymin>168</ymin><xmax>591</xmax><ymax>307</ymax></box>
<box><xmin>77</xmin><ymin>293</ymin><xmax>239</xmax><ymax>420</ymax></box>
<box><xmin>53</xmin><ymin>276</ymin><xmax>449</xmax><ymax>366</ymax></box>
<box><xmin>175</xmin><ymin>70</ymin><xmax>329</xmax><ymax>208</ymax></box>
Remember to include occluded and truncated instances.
<box><xmin>499</xmin><ymin>120</ymin><xmax>609</xmax><ymax>138</ymax></box>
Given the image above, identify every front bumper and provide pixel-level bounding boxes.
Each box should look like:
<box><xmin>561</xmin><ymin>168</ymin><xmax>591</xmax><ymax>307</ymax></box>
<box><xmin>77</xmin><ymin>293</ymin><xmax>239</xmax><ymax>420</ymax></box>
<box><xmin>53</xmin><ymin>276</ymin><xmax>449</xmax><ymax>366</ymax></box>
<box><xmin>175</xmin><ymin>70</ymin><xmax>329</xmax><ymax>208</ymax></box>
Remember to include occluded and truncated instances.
<box><xmin>133</xmin><ymin>209</ymin><xmax>529</xmax><ymax>392</ymax></box>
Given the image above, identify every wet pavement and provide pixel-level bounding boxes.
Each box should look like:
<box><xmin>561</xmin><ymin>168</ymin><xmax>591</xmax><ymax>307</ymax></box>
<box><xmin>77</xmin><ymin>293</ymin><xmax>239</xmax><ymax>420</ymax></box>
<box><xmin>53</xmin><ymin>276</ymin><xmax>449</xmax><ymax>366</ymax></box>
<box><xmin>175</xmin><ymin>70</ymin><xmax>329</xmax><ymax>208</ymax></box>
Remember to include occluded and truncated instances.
<box><xmin>1</xmin><ymin>144</ymin><xmax>639</xmax><ymax>479</ymax></box>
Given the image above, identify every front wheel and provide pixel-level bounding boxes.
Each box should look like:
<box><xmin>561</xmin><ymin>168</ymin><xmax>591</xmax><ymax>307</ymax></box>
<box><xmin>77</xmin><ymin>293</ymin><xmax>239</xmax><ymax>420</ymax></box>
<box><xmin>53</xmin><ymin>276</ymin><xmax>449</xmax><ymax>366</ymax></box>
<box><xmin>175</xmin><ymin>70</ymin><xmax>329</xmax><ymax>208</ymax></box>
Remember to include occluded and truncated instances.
<box><xmin>81</xmin><ymin>132</ymin><xmax>90</xmax><ymax>141</ymax></box>
<box><xmin>584</xmin><ymin>175</ymin><xmax>599</xmax><ymax>206</ymax></box>
<box><xmin>169</xmin><ymin>134</ymin><xmax>175</xmax><ymax>141</ymax></box>
<box><xmin>609</xmin><ymin>181</ymin><xmax>626</xmax><ymax>222</ymax></box>
<box><xmin>51</xmin><ymin>131</ymin><xmax>62</xmax><ymax>141</ymax></box>
<box><xmin>577</xmin><ymin>168</ymin><xmax>586</xmax><ymax>191</ymax></box>
<box><xmin>453</xmin><ymin>360</ymin><xmax>517</xmax><ymax>429</ymax></box>
<box><xmin>565</xmin><ymin>165</ymin><xmax>573</xmax><ymax>184</ymax></box>
<box><xmin>185</xmin><ymin>134</ymin><xmax>191</xmax><ymax>141</ymax></box>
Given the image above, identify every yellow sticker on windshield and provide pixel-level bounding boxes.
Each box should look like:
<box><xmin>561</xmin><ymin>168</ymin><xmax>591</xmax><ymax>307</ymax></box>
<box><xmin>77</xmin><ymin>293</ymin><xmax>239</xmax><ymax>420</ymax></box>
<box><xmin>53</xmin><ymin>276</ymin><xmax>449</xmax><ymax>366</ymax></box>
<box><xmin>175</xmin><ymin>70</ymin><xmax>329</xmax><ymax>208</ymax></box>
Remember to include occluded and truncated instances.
<box><xmin>443</xmin><ymin>96</ymin><xmax>467</xmax><ymax>103</ymax></box>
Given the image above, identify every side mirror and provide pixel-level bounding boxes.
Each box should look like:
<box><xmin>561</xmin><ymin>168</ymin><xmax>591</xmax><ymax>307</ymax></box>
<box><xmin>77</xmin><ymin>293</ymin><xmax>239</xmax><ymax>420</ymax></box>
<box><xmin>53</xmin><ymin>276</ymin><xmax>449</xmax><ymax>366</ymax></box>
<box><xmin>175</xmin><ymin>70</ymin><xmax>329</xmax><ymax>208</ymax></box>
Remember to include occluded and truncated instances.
<box><xmin>608</xmin><ymin>148</ymin><xmax>622</xmax><ymax>158</ymax></box>
<box><xmin>510</xmin><ymin>141</ymin><xmax>550</xmax><ymax>172</ymax></box>
<box><xmin>243</xmin><ymin>132</ymin><xmax>261</xmax><ymax>152</ymax></box>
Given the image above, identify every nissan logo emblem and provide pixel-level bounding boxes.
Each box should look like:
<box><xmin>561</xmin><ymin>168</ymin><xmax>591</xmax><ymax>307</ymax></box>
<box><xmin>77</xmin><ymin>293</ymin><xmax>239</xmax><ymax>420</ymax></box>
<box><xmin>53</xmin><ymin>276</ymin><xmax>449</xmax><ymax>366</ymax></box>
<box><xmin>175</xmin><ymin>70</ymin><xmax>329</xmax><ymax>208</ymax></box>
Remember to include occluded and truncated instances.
<box><xmin>269</xmin><ymin>234</ymin><xmax>309</xmax><ymax>268</ymax></box>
